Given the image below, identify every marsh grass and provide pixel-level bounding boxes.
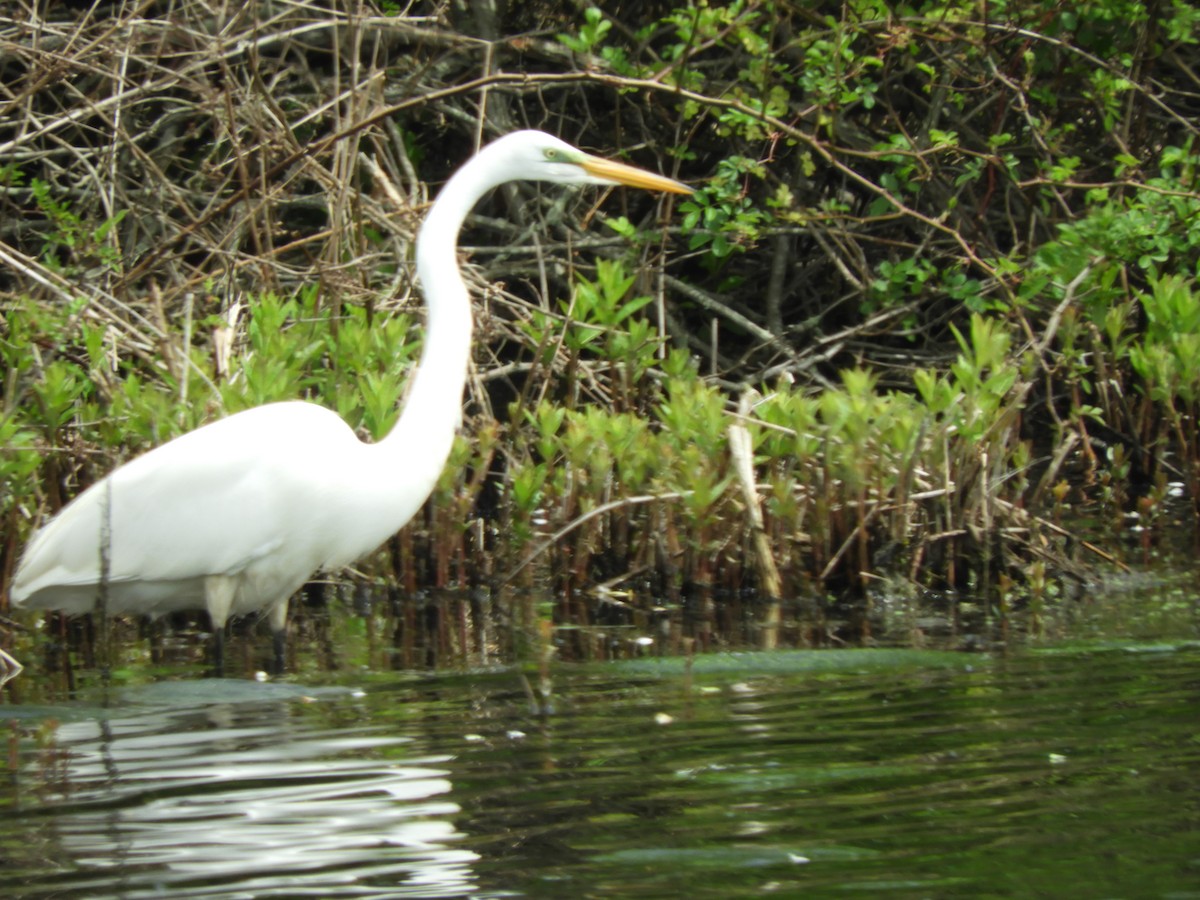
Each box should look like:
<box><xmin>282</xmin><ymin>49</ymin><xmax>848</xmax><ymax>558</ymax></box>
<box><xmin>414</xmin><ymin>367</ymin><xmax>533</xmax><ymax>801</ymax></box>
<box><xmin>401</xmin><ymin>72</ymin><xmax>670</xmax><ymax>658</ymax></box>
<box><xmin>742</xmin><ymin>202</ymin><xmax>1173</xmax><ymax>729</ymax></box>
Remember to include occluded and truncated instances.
<box><xmin>0</xmin><ymin>267</ymin><xmax>1134</xmax><ymax>664</ymax></box>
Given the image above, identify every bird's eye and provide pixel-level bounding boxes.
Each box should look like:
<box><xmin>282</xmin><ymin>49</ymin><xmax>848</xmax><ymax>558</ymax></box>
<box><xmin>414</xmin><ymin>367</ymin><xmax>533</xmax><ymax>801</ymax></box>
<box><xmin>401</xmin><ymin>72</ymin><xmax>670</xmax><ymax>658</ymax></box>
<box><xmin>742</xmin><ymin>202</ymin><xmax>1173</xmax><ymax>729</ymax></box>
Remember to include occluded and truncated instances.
<box><xmin>544</xmin><ymin>148</ymin><xmax>560</xmax><ymax>161</ymax></box>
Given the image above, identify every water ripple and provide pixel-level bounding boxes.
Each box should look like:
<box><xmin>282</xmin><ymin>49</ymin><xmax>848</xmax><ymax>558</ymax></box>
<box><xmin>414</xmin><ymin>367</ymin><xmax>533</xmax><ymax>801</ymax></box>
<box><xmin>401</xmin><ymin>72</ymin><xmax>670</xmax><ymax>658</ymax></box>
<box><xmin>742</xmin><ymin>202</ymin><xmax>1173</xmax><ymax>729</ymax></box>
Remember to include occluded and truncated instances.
<box><xmin>4</xmin><ymin>647</ymin><xmax>1198</xmax><ymax>899</ymax></box>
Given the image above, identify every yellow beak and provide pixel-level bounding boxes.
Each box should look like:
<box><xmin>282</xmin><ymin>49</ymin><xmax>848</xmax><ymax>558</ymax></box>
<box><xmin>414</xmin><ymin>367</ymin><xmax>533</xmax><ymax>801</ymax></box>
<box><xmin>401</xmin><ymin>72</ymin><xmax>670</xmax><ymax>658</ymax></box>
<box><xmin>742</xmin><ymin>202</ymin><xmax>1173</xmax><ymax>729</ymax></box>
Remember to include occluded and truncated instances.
<box><xmin>580</xmin><ymin>156</ymin><xmax>693</xmax><ymax>194</ymax></box>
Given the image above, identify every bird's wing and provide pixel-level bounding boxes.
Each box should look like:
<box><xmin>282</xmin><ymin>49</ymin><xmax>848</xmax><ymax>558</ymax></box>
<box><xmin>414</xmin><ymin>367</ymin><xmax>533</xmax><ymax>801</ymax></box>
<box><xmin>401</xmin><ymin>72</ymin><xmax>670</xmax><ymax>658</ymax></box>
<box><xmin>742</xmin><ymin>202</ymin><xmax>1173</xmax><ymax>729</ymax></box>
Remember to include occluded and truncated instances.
<box><xmin>13</xmin><ymin>402</ymin><xmax>349</xmax><ymax>600</ymax></box>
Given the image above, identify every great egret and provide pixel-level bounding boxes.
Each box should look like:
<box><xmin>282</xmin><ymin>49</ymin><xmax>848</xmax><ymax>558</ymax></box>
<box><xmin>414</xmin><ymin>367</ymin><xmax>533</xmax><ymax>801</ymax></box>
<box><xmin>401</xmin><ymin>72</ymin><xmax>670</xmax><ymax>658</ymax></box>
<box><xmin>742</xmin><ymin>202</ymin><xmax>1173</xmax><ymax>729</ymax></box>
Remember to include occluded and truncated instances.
<box><xmin>11</xmin><ymin>130</ymin><xmax>691</xmax><ymax>670</ymax></box>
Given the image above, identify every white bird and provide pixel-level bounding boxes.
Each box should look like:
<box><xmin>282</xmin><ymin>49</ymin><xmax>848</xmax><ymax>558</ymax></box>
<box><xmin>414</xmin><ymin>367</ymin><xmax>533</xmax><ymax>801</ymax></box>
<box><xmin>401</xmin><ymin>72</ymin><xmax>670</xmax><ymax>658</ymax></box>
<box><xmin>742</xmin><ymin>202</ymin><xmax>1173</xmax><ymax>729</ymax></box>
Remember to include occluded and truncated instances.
<box><xmin>11</xmin><ymin>130</ymin><xmax>691</xmax><ymax>670</ymax></box>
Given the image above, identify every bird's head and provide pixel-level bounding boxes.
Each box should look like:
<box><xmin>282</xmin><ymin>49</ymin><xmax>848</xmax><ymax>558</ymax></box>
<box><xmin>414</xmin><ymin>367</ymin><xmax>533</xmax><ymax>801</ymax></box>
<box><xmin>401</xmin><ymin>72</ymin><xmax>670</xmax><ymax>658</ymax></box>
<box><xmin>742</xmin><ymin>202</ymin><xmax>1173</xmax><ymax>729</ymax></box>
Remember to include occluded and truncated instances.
<box><xmin>482</xmin><ymin>130</ymin><xmax>692</xmax><ymax>195</ymax></box>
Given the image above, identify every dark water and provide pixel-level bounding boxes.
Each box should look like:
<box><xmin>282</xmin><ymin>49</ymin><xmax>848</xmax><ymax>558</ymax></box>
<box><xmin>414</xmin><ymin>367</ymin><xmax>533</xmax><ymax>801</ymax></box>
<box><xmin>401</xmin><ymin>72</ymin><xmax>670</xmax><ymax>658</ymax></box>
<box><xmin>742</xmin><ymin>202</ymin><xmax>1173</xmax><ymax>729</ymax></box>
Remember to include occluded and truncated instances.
<box><xmin>2</xmin><ymin>645</ymin><xmax>1198</xmax><ymax>899</ymax></box>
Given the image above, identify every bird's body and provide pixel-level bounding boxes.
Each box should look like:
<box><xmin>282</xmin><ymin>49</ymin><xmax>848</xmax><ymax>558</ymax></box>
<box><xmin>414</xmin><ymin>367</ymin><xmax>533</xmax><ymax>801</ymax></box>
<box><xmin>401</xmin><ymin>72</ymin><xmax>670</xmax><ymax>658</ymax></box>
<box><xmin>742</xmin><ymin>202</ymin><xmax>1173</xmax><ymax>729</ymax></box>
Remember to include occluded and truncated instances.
<box><xmin>10</xmin><ymin>130</ymin><xmax>689</xmax><ymax>666</ymax></box>
<box><xmin>12</xmin><ymin>401</ymin><xmax>434</xmax><ymax>632</ymax></box>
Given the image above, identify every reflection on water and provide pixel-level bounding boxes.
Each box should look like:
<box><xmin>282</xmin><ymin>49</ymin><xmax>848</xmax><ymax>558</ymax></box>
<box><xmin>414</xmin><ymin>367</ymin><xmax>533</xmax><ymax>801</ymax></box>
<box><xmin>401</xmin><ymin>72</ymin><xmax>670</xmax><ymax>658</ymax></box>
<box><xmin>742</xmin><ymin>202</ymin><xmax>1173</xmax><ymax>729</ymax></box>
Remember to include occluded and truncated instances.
<box><xmin>2</xmin><ymin>646</ymin><xmax>1198</xmax><ymax>898</ymax></box>
<box><xmin>5</xmin><ymin>681</ymin><xmax>482</xmax><ymax>898</ymax></box>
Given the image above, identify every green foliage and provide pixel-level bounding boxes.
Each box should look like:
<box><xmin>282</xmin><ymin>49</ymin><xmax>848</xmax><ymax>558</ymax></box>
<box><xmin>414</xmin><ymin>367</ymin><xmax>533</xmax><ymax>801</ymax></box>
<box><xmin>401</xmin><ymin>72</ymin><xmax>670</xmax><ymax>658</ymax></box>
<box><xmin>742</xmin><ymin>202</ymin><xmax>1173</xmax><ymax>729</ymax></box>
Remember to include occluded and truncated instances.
<box><xmin>1013</xmin><ymin>146</ymin><xmax>1200</xmax><ymax>486</ymax></box>
<box><xmin>0</xmin><ymin>414</ymin><xmax>42</xmax><ymax>514</ymax></box>
<box><xmin>29</xmin><ymin>360</ymin><xmax>91</xmax><ymax>440</ymax></box>
<box><xmin>498</xmin><ymin>296</ymin><xmax>1034</xmax><ymax>610</ymax></box>
<box><xmin>564</xmin><ymin>259</ymin><xmax>652</xmax><ymax>349</ymax></box>
<box><xmin>869</xmin><ymin>257</ymin><xmax>935</xmax><ymax>310</ymax></box>
<box><xmin>557</xmin><ymin>6</ymin><xmax>611</xmax><ymax>55</ymax></box>
<box><xmin>911</xmin><ymin>314</ymin><xmax>1020</xmax><ymax>499</ymax></box>
<box><xmin>1128</xmin><ymin>275</ymin><xmax>1200</xmax><ymax>453</ymax></box>
<box><xmin>519</xmin><ymin>258</ymin><xmax>664</xmax><ymax>409</ymax></box>
<box><xmin>224</xmin><ymin>294</ymin><xmax>319</xmax><ymax>409</ymax></box>
<box><xmin>1029</xmin><ymin>146</ymin><xmax>1200</xmax><ymax>318</ymax></box>
<box><xmin>799</xmin><ymin>27</ymin><xmax>881</xmax><ymax>113</ymax></box>
<box><xmin>214</xmin><ymin>289</ymin><xmax>419</xmax><ymax>437</ymax></box>
<box><xmin>679</xmin><ymin>156</ymin><xmax>767</xmax><ymax>260</ymax></box>
<box><xmin>30</xmin><ymin>178</ymin><xmax>126</xmax><ymax>275</ymax></box>
<box><xmin>1</xmin><ymin>285</ymin><xmax>421</xmax><ymax>520</ymax></box>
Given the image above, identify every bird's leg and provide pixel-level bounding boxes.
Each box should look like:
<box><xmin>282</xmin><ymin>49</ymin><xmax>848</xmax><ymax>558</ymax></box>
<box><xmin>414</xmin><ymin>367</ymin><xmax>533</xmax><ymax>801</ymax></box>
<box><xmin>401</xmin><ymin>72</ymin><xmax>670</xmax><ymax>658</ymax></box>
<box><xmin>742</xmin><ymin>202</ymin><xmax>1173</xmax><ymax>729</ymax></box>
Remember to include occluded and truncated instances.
<box><xmin>205</xmin><ymin>575</ymin><xmax>237</xmax><ymax>677</ymax></box>
<box><xmin>212</xmin><ymin>627</ymin><xmax>226</xmax><ymax>677</ymax></box>
<box><xmin>268</xmin><ymin>597</ymin><xmax>289</xmax><ymax>675</ymax></box>
<box><xmin>271</xmin><ymin>629</ymin><xmax>287</xmax><ymax>676</ymax></box>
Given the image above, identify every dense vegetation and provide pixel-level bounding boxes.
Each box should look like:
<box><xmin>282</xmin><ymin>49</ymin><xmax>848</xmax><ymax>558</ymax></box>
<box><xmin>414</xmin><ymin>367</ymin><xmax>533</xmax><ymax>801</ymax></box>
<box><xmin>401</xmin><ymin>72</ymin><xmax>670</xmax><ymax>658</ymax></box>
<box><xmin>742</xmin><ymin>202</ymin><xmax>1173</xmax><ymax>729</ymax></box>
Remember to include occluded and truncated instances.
<box><xmin>2</xmin><ymin>0</ymin><xmax>1198</xmax><ymax>660</ymax></box>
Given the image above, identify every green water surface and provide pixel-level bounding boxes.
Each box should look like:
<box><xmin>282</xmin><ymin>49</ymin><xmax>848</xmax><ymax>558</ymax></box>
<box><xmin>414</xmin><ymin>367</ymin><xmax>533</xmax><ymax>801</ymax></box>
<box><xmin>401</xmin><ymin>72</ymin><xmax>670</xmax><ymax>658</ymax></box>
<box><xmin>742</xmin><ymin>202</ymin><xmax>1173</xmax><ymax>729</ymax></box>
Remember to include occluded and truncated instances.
<box><xmin>1</xmin><ymin>642</ymin><xmax>1197</xmax><ymax>898</ymax></box>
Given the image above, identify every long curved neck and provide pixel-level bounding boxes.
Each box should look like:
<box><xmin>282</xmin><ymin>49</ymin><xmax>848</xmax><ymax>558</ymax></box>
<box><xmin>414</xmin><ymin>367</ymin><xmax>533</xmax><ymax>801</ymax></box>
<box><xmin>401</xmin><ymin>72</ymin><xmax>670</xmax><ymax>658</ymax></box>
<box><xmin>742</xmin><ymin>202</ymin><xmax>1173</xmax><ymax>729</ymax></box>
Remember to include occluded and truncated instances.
<box><xmin>372</xmin><ymin>150</ymin><xmax>509</xmax><ymax>510</ymax></box>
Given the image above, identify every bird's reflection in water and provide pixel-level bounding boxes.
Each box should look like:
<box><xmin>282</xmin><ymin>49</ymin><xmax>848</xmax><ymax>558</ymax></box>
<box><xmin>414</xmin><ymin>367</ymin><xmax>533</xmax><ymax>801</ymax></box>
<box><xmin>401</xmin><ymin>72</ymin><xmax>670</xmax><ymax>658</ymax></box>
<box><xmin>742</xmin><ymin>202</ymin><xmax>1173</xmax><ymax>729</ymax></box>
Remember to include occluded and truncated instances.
<box><xmin>20</xmin><ymin>681</ymin><xmax>481</xmax><ymax>898</ymax></box>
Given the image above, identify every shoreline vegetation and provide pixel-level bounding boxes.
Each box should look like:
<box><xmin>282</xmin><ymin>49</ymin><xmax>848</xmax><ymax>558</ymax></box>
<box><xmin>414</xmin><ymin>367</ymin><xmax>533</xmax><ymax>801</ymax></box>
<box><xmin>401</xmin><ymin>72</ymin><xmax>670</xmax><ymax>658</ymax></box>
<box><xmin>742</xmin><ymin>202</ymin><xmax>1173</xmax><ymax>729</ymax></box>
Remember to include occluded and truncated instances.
<box><xmin>2</xmin><ymin>1</ymin><xmax>1199</xmax><ymax>669</ymax></box>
